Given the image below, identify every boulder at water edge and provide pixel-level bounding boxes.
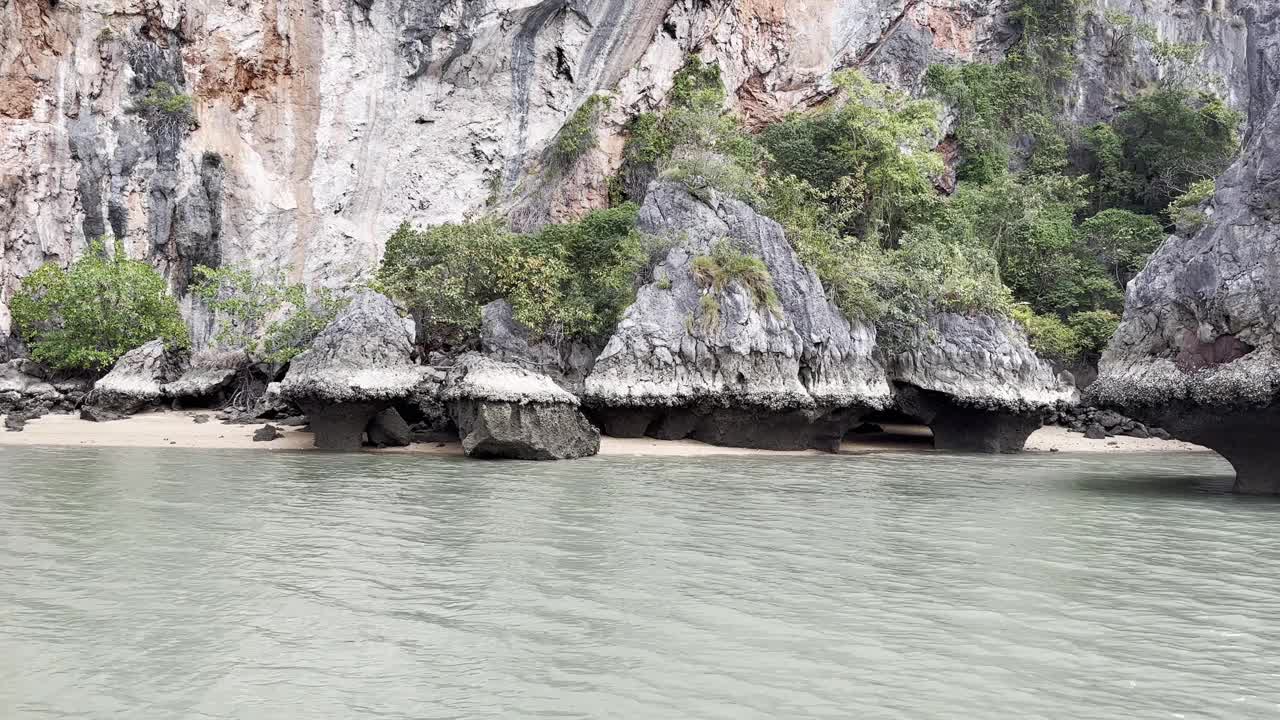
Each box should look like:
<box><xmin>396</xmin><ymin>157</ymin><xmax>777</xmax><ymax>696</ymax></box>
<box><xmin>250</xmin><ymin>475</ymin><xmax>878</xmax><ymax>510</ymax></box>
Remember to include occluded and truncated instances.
<box><xmin>889</xmin><ymin>313</ymin><xmax>1078</xmax><ymax>453</ymax></box>
<box><xmin>1090</xmin><ymin>4</ymin><xmax>1280</xmax><ymax>494</ymax></box>
<box><xmin>280</xmin><ymin>291</ymin><xmax>423</xmax><ymax>450</ymax></box>
<box><xmin>584</xmin><ymin>182</ymin><xmax>891</xmax><ymax>451</ymax></box>
<box><xmin>444</xmin><ymin>353</ymin><xmax>599</xmax><ymax>460</ymax></box>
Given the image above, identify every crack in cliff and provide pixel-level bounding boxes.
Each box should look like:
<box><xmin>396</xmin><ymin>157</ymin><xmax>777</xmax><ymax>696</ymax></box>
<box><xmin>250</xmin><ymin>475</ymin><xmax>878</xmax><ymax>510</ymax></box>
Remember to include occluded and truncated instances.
<box><xmin>852</xmin><ymin>0</ymin><xmax>925</xmax><ymax>68</ymax></box>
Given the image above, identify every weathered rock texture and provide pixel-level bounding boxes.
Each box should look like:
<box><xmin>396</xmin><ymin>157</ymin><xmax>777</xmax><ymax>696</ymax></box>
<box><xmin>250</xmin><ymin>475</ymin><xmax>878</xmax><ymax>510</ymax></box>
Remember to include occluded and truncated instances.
<box><xmin>2</xmin><ymin>0</ymin><xmax>1250</xmax><ymax>342</ymax></box>
<box><xmin>89</xmin><ymin>340</ymin><xmax>189</xmax><ymax>414</ymax></box>
<box><xmin>163</xmin><ymin>351</ymin><xmax>244</xmax><ymax>404</ymax></box>
<box><xmin>890</xmin><ymin>313</ymin><xmax>1078</xmax><ymax>452</ymax></box>
<box><xmin>481</xmin><ymin>299</ymin><xmax>598</xmax><ymax>395</ymax></box>
<box><xmin>1091</xmin><ymin>1</ymin><xmax>1280</xmax><ymax>493</ymax></box>
<box><xmin>281</xmin><ymin>290</ymin><xmax>422</xmax><ymax>449</ymax></box>
<box><xmin>444</xmin><ymin>353</ymin><xmax>599</xmax><ymax>460</ymax></box>
<box><xmin>585</xmin><ymin>182</ymin><xmax>890</xmax><ymax>450</ymax></box>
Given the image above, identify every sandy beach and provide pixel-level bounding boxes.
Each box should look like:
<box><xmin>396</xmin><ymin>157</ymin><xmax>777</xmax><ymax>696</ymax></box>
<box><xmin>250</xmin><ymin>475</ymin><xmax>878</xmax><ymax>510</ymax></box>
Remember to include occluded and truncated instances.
<box><xmin>0</xmin><ymin>411</ymin><xmax>1210</xmax><ymax>456</ymax></box>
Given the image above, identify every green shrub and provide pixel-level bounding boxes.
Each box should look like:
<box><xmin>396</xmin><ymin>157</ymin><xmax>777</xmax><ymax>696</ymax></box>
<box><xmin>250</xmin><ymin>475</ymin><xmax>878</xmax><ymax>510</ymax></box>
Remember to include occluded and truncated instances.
<box><xmin>691</xmin><ymin>241</ymin><xmax>780</xmax><ymax>313</ymax></box>
<box><xmin>131</xmin><ymin>81</ymin><xmax>194</xmax><ymax>127</ymax></box>
<box><xmin>925</xmin><ymin>0</ymin><xmax>1082</xmax><ymax>184</ymax></box>
<box><xmin>376</xmin><ymin>204</ymin><xmax>649</xmax><ymax>347</ymax></box>
<box><xmin>1011</xmin><ymin>307</ymin><xmax>1120</xmax><ymax>364</ymax></box>
<box><xmin>696</xmin><ymin>293</ymin><xmax>722</xmax><ymax>335</ymax></box>
<box><xmin>192</xmin><ymin>264</ymin><xmax>348</xmax><ymax>364</ymax></box>
<box><xmin>1011</xmin><ymin>305</ymin><xmax>1080</xmax><ymax>363</ymax></box>
<box><xmin>1067</xmin><ymin>309</ymin><xmax>1120</xmax><ymax>358</ymax></box>
<box><xmin>11</xmin><ymin>237</ymin><xmax>189</xmax><ymax>370</ymax></box>
<box><xmin>552</xmin><ymin>94</ymin><xmax>611</xmax><ymax>169</ymax></box>
<box><xmin>620</xmin><ymin>57</ymin><xmax>766</xmax><ymax>202</ymax></box>
<box><xmin>1166</xmin><ymin>178</ymin><xmax>1215</xmax><ymax>233</ymax></box>
<box><xmin>661</xmin><ymin>149</ymin><xmax>762</xmax><ymax>204</ymax></box>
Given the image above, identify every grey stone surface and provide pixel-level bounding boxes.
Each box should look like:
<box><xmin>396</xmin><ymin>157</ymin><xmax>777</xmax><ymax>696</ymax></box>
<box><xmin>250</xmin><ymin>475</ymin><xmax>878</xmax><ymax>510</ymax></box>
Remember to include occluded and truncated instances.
<box><xmin>80</xmin><ymin>406</ymin><xmax>128</xmax><ymax>423</ymax></box>
<box><xmin>90</xmin><ymin>340</ymin><xmax>189</xmax><ymax>415</ymax></box>
<box><xmin>0</xmin><ymin>335</ymin><xmax>24</xmax><ymax>363</ymax></box>
<box><xmin>253</xmin><ymin>424</ymin><xmax>283</xmax><ymax>442</ymax></box>
<box><xmin>891</xmin><ymin>313</ymin><xmax>1079</xmax><ymax>414</ymax></box>
<box><xmin>888</xmin><ymin>313</ymin><xmax>1076</xmax><ymax>453</ymax></box>
<box><xmin>163</xmin><ymin>352</ymin><xmax>244</xmax><ymax>402</ymax></box>
<box><xmin>445</xmin><ymin>353</ymin><xmax>599</xmax><ymax>460</ymax></box>
<box><xmin>583</xmin><ymin>182</ymin><xmax>887</xmax><ymax>449</ymax></box>
<box><xmin>281</xmin><ymin>291</ymin><xmax>424</xmax><ymax>449</ymax></box>
<box><xmin>481</xmin><ymin>300</ymin><xmax>598</xmax><ymax>395</ymax></box>
<box><xmin>1091</xmin><ymin>4</ymin><xmax>1280</xmax><ymax>493</ymax></box>
<box><xmin>367</xmin><ymin>408</ymin><xmax>412</xmax><ymax>447</ymax></box>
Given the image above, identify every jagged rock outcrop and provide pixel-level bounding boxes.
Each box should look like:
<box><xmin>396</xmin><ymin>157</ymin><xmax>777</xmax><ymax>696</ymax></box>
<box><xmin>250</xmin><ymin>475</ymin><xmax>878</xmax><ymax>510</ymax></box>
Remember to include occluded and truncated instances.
<box><xmin>280</xmin><ymin>291</ymin><xmax>423</xmax><ymax>449</ymax></box>
<box><xmin>585</xmin><ymin>182</ymin><xmax>890</xmax><ymax>450</ymax></box>
<box><xmin>88</xmin><ymin>340</ymin><xmax>189</xmax><ymax>415</ymax></box>
<box><xmin>890</xmin><ymin>313</ymin><xmax>1079</xmax><ymax>452</ymax></box>
<box><xmin>1091</xmin><ymin>1</ymin><xmax>1280</xmax><ymax>493</ymax></box>
<box><xmin>444</xmin><ymin>353</ymin><xmax>599</xmax><ymax>460</ymax></box>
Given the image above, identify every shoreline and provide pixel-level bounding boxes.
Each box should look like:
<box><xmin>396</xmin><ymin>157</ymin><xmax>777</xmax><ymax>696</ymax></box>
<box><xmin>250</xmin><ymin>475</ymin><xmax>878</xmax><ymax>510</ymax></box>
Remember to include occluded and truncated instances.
<box><xmin>0</xmin><ymin>411</ymin><xmax>1212</xmax><ymax>457</ymax></box>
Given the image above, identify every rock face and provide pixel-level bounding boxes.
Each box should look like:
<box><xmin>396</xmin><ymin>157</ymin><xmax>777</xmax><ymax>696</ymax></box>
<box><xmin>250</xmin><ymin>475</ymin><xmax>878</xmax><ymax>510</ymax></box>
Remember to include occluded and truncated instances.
<box><xmin>1</xmin><ymin>0</ymin><xmax>1247</xmax><ymax>341</ymax></box>
<box><xmin>163</xmin><ymin>351</ymin><xmax>245</xmax><ymax>404</ymax></box>
<box><xmin>281</xmin><ymin>291</ymin><xmax>423</xmax><ymax>449</ymax></box>
<box><xmin>0</xmin><ymin>360</ymin><xmax>61</xmax><ymax>415</ymax></box>
<box><xmin>890</xmin><ymin>313</ymin><xmax>1078</xmax><ymax>452</ymax></box>
<box><xmin>366</xmin><ymin>408</ymin><xmax>412</xmax><ymax>448</ymax></box>
<box><xmin>444</xmin><ymin>353</ymin><xmax>599</xmax><ymax>460</ymax></box>
<box><xmin>1091</xmin><ymin>2</ymin><xmax>1280</xmax><ymax>494</ymax></box>
<box><xmin>481</xmin><ymin>300</ymin><xmax>598</xmax><ymax>395</ymax></box>
<box><xmin>585</xmin><ymin>182</ymin><xmax>890</xmax><ymax>450</ymax></box>
<box><xmin>89</xmin><ymin>340</ymin><xmax>189</xmax><ymax>414</ymax></box>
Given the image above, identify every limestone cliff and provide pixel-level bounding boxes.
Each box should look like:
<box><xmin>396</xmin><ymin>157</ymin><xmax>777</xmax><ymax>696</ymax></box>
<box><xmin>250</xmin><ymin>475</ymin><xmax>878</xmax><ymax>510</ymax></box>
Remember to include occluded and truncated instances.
<box><xmin>1091</xmin><ymin>1</ymin><xmax>1280</xmax><ymax>493</ymax></box>
<box><xmin>1</xmin><ymin>0</ymin><xmax>1250</xmax><ymax>340</ymax></box>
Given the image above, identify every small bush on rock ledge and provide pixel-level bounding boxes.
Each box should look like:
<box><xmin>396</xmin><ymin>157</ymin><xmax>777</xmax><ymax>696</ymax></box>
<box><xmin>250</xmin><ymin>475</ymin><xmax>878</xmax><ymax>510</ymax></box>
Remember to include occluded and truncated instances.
<box><xmin>11</xmin><ymin>237</ymin><xmax>189</xmax><ymax>371</ymax></box>
<box><xmin>691</xmin><ymin>241</ymin><xmax>781</xmax><ymax>313</ymax></box>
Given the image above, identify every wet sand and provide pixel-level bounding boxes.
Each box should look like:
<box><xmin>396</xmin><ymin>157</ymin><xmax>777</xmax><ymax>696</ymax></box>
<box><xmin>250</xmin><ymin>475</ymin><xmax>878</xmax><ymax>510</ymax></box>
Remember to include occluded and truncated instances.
<box><xmin>0</xmin><ymin>411</ymin><xmax>1210</xmax><ymax>456</ymax></box>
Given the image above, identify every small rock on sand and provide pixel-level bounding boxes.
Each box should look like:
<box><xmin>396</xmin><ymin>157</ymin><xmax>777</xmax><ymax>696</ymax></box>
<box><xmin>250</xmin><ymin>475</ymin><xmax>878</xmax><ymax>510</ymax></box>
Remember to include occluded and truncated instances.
<box><xmin>253</xmin><ymin>425</ymin><xmax>283</xmax><ymax>442</ymax></box>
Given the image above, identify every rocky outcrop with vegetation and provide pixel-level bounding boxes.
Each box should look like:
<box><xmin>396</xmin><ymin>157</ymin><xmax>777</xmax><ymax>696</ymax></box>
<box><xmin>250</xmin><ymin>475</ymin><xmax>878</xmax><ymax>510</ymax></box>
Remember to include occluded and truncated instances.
<box><xmin>281</xmin><ymin>291</ymin><xmax>424</xmax><ymax>449</ymax></box>
<box><xmin>3</xmin><ymin>0</ymin><xmax>1273</xmax><ymax>464</ymax></box>
<box><xmin>1091</xmin><ymin>1</ymin><xmax>1280</xmax><ymax>493</ymax></box>
<box><xmin>584</xmin><ymin>182</ymin><xmax>890</xmax><ymax>450</ymax></box>
<box><xmin>443</xmin><ymin>353</ymin><xmax>599</xmax><ymax>460</ymax></box>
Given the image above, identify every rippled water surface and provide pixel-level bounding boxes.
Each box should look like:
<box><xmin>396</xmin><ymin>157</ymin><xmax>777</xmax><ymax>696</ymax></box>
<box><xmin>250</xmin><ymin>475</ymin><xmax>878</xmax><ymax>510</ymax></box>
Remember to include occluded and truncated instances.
<box><xmin>2</xmin><ymin>447</ymin><xmax>1278</xmax><ymax>718</ymax></box>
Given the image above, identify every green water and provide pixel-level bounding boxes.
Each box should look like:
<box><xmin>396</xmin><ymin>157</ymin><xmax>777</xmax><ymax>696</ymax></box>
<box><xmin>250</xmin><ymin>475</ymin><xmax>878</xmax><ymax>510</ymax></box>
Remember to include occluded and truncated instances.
<box><xmin>1</xmin><ymin>447</ymin><xmax>1276</xmax><ymax>719</ymax></box>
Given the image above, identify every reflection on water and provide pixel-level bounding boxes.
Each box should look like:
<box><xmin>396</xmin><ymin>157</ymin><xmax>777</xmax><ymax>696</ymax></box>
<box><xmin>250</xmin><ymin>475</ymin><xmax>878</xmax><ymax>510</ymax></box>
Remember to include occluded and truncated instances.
<box><xmin>1</xmin><ymin>447</ymin><xmax>1276</xmax><ymax>719</ymax></box>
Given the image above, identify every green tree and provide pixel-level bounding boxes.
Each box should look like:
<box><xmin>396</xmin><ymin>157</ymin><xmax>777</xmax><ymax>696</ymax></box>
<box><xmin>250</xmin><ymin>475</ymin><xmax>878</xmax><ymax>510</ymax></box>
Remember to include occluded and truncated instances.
<box><xmin>762</xmin><ymin>71</ymin><xmax>943</xmax><ymax>246</ymax></box>
<box><xmin>1079</xmin><ymin>209</ymin><xmax>1165</xmax><ymax>284</ymax></box>
<box><xmin>11</xmin><ymin>237</ymin><xmax>189</xmax><ymax>370</ymax></box>
<box><xmin>1099</xmin><ymin>88</ymin><xmax>1242</xmax><ymax>211</ymax></box>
